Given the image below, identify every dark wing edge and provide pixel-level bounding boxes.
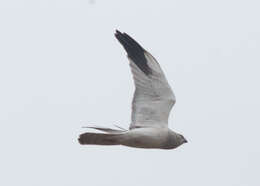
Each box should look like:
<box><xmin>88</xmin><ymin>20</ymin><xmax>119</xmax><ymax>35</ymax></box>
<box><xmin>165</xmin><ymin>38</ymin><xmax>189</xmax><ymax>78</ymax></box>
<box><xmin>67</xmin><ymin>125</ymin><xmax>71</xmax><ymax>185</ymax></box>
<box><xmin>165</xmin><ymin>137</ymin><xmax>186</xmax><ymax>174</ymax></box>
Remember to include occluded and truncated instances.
<box><xmin>114</xmin><ymin>30</ymin><xmax>152</xmax><ymax>75</ymax></box>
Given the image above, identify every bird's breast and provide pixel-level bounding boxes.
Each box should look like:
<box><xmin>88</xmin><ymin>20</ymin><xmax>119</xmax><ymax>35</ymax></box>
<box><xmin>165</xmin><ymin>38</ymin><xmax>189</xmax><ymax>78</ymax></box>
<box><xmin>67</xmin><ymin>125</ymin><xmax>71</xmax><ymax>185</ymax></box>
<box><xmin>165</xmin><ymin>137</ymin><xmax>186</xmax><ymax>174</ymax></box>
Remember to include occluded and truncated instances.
<box><xmin>119</xmin><ymin>127</ymin><xmax>169</xmax><ymax>149</ymax></box>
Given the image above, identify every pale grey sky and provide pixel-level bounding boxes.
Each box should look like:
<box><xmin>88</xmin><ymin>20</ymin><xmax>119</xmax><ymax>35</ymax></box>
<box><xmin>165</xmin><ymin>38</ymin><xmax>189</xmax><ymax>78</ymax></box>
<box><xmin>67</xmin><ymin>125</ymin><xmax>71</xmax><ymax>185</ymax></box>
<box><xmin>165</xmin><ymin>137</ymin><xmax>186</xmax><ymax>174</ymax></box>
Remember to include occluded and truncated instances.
<box><xmin>0</xmin><ymin>0</ymin><xmax>259</xmax><ymax>186</ymax></box>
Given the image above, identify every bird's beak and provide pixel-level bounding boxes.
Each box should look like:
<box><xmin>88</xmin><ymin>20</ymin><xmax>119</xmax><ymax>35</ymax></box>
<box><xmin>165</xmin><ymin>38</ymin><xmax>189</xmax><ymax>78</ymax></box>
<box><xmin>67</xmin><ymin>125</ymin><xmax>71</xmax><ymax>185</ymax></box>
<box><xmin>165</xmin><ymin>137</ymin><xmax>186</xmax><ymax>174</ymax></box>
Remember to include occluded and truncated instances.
<box><xmin>184</xmin><ymin>139</ymin><xmax>188</xmax><ymax>143</ymax></box>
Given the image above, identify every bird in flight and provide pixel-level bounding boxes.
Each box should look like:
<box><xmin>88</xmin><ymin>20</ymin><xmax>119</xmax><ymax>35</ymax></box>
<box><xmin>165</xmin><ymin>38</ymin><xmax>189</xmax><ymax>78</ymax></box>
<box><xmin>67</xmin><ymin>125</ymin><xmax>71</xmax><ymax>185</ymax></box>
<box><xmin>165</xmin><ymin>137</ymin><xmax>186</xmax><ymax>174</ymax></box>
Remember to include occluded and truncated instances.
<box><xmin>78</xmin><ymin>30</ymin><xmax>187</xmax><ymax>149</ymax></box>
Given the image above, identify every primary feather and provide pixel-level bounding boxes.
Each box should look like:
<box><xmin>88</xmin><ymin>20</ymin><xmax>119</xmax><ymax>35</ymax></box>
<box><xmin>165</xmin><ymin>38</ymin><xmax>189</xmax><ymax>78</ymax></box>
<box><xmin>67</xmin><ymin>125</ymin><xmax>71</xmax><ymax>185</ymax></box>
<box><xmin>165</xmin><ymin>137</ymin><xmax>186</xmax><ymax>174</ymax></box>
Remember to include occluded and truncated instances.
<box><xmin>115</xmin><ymin>30</ymin><xmax>176</xmax><ymax>129</ymax></box>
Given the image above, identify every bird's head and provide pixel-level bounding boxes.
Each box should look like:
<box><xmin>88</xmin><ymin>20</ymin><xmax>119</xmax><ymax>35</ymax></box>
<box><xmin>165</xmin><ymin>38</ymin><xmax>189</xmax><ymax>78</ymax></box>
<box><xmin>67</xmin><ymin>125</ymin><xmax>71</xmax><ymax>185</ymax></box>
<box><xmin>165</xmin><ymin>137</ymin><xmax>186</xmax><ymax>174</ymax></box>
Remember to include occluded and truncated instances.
<box><xmin>177</xmin><ymin>134</ymin><xmax>188</xmax><ymax>145</ymax></box>
<box><xmin>164</xmin><ymin>131</ymin><xmax>188</xmax><ymax>149</ymax></box>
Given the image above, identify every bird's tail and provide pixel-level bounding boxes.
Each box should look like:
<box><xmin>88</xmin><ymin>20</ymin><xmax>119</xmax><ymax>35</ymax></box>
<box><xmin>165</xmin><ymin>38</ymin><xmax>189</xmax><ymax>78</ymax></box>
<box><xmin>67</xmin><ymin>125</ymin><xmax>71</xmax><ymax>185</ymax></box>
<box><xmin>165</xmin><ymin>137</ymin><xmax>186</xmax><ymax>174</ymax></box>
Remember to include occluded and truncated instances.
<box><xmin>78</xmin><ymin>132</ymin><xmax>123</xmax><ymax>145</ymax></box>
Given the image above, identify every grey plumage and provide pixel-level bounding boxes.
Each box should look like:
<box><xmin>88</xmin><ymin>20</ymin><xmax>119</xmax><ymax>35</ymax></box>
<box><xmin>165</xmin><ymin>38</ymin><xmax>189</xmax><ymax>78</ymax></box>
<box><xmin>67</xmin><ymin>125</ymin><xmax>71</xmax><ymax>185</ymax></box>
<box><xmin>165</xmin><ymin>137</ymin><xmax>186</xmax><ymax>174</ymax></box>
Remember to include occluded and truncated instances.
<box><xmin>78</xmin><ymin>30</ymin><xmax>187</xmax><ymax>149</ymax></box>
<box><xmin>78</xmin><ymin>133</ymin><xmax>121</xmax><ymax>145</ymax></box>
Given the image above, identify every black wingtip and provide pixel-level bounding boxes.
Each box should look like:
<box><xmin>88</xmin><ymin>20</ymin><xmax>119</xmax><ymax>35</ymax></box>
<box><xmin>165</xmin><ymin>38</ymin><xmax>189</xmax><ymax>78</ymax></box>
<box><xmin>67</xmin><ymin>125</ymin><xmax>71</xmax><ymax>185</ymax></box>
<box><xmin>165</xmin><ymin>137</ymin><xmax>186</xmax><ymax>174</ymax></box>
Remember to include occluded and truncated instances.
<box><xmin>114</xmin><ymin>29</ymin><xmax>121</xmax><ymax>40</ymax></box>
<box><xmin>114</xmin><ymin>30</ymin><xmax>123</xmax><ymax>39</ymax></box>
<box><xmin>114</xmin><ymin>30</ymin><xmax>152</xmax><ymax>75</ymax></box>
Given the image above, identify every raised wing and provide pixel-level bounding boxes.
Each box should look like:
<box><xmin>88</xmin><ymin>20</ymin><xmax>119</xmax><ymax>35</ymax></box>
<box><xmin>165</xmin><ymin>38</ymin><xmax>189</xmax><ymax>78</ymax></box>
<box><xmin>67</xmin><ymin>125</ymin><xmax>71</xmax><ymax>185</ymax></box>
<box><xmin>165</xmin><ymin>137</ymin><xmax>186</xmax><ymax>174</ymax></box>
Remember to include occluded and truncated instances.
<box><xmin>115</xmin><ymin>30</ymin><xmax>176</xmax><ymax>129</ymax></box>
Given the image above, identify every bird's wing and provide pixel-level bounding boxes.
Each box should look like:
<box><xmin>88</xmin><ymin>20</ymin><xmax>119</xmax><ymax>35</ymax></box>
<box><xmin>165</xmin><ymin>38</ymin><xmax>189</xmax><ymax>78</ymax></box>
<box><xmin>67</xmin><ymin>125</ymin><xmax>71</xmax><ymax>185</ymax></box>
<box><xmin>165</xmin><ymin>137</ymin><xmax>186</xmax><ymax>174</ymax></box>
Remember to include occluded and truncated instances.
<box><xmin>82</xmin><ymin>125</ymin><xmax>127</xmax><ymax>134</ymax></box>
<box><xmin>115</xmin><ymin>30</ymin><xmax>176</xmax><ymax>129</ymax></box>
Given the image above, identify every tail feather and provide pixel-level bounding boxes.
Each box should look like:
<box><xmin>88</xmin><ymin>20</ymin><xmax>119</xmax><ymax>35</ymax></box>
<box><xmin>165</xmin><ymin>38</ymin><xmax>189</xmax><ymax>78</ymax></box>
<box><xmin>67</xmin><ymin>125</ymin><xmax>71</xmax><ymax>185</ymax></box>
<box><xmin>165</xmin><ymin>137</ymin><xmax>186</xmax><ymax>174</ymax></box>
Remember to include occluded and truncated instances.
<box><xmin>78</xmin><ymin>133</ymin><xmax>122</xmax><ymax>145</ymax></box>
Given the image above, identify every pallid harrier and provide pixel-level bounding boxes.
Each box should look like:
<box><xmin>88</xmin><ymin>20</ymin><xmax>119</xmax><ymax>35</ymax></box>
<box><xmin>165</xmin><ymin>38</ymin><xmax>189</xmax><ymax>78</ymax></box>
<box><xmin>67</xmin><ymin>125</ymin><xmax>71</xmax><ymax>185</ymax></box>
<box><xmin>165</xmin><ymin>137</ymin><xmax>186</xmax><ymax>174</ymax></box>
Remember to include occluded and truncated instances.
<box><xmin>78</xmin><ymin>30</ymin><xmax>187</xmax><ymax>149</ymax></box>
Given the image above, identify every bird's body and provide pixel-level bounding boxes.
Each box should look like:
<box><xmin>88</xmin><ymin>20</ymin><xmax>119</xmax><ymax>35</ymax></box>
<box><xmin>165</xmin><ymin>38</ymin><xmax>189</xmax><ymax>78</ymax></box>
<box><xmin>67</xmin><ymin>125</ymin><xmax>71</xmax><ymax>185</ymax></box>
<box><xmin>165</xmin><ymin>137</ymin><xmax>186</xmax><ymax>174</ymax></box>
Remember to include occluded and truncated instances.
<box><xmin>119</xmin><ymin>127</ymin><xmax>181</xmax><ymax>149</ymax></box>
<box><xmin>79</xmin><ymin>127</ymin><xmax>183</xmax><ymax>149</ymax></box>
<box><xmin>78</xmin><ymin>30</ymin><xmax>187</xmax><ymax>150</ymax></box>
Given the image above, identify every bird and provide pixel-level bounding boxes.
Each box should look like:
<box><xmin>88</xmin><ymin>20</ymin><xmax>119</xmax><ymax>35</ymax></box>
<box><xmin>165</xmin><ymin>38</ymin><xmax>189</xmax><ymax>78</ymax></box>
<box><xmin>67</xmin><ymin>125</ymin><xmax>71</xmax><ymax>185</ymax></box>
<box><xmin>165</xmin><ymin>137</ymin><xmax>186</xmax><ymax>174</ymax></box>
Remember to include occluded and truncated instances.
<box><xmin>78</xmin><ymin>30</ymin><xmax>187</xmax><ymax>149</ymax></box>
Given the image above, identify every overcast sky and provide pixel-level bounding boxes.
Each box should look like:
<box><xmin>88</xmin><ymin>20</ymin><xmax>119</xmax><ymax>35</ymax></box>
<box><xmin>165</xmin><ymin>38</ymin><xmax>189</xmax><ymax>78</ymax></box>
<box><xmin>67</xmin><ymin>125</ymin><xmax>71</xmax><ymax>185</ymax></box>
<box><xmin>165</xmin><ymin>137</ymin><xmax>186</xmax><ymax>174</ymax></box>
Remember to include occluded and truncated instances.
<box><xmin>0</xmin><ymin>0</ymin><xmax>259</xmax><ymax>186</ymax></box>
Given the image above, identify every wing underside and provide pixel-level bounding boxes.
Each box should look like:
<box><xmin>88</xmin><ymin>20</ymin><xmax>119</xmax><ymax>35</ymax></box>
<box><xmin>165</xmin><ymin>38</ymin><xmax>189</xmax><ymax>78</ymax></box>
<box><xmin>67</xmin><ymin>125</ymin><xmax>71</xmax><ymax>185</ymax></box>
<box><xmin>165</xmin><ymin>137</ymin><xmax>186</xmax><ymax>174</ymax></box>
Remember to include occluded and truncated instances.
<box><xmin>115</xmin><ymin>30</ymin><xmax>176</xmax><ymax>129</ymax></box>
